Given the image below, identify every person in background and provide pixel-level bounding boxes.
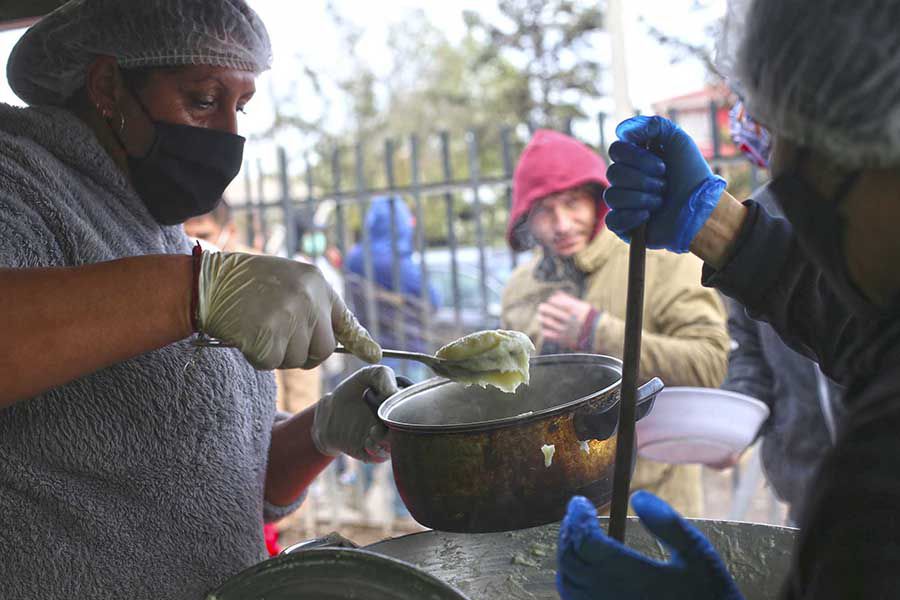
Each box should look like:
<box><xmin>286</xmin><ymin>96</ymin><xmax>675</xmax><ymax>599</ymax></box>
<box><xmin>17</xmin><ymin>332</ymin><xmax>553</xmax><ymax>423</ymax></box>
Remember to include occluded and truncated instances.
<box><xmin>183</xmin><ymin>197</ymin><xmax>248</xmax><ymax>252</ymax></box>
<box><xmin>298</xmin><ymin>227</ymin><xmax>345</xmax><ymax>299</ymax></box>
<box><xmin>346</xmin><ymin>195</ymin><xmax>440</xmax><ymax>379</ymax></box>
<box><xmin>719</xmin><ymin>102</ymin><xmax>845</xmax><ymax>526</ymax></box>
<box><xmin>501</xmin><ymin>129</ymin><xmax>731</xmax><ymax>517</ymax></box>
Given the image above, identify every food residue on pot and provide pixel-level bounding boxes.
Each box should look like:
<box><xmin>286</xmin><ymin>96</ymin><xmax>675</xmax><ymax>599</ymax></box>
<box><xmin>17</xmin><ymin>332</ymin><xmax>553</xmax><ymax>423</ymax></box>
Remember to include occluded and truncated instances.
<box><xmin>510</xmin><ymin>553</ymin><xmax>541</xmax><ymax>568</ymax></box>
<box><xmin>434</xmin><ymin>330</ymin><xmax>535</xmax><ymax>393</ymax></box>
<box><xmin>540</xmin><ymin>444</ymin><xmax>555</xmax><ymax>467</ymax></box>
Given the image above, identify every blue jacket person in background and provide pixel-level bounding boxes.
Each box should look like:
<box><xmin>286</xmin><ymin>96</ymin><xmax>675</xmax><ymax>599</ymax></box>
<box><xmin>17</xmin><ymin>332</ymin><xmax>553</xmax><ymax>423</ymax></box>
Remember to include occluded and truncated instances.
<box><xmin>347</xmin><ymin>196</ymin><xmax>440</xmax><ymax>359</ymax></box>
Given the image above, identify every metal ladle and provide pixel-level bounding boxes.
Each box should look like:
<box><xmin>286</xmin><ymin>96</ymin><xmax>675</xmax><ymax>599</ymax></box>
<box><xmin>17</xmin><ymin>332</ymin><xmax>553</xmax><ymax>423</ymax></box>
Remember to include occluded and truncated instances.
<box><xmin>332</xmin><ymin>346</ymin><xmax>485</xmax><ymax>380</ymax></box>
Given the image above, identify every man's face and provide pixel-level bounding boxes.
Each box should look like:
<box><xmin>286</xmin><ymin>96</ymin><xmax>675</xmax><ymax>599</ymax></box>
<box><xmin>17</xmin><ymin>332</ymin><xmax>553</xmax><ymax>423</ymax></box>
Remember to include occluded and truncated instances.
<box><xmin>183</xmin><ymin>214</ymin><xmax>222</xmax><ymax>243</ymax></box>
<box><xmin>527</xmin><ymin>189</ymin><xmax>597</xmax><ymax>257</ymax></box>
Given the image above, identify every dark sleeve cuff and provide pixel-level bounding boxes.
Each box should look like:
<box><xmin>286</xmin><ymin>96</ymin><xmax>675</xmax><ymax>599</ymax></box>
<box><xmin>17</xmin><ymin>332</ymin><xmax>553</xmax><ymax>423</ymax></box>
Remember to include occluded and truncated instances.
<box><xmin>701</xmin><ymin>199</ymin><xmax>794</xmax><ymax>309</ymax></box>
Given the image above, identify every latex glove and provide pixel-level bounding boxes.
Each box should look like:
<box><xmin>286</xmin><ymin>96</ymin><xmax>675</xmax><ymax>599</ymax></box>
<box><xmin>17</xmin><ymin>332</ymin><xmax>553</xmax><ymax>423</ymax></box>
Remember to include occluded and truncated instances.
<box><xmin>557</xmin><ymin>492</ymin><xmax>744</xmax><ymax>600</ymax></box>
<box><xmin>197</xmin><ymin>251</ymin><xmax>381</xmax><ymax>370</ymax></box>
<box><xmin>538</xmin><ymin>292</ymin><xmax>599</xmax><ymax>351</ymax></box>
<box><xmin>312</xmin><ymin>365</ymin><xmax>398</xmax><ymax>462</ymax></box>
<box><xmin>604</xmin><ymin>116</ymin><xmax>727</xmax><ymax>253</ymax></box>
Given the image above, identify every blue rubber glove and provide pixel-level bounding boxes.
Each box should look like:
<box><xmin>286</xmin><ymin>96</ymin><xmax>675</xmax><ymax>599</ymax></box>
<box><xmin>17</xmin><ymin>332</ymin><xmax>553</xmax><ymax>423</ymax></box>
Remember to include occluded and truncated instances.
<box><xmin>604</xmin><ymin>116</ymin><xmax>727</xmax><ymax>253</ymax></box>
<box><xmin>556</xmin><ymin>492</ymin><xmax>744</xmax><ymax>600</ymax></box>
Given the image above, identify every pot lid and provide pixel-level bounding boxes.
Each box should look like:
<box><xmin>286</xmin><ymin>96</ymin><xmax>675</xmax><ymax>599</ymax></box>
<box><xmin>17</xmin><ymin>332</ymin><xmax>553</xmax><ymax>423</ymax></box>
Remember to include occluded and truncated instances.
<box><xmin>378</xmin><ymin>354</ymin><xmax>623</xmax><ymax>432</ymax></box>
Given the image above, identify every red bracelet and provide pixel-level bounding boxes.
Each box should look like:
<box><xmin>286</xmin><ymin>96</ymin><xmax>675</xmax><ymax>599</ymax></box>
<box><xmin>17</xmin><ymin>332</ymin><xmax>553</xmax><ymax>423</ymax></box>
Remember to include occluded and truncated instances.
<box><xmin>577</xmin><ymin>308</ymin><xmax>600</xmax><ymax>350</ymax></box>
<box><xmin>190</xmin><ymin>241</ymin><xmax>202</xmax><ymax>332</ymax></box>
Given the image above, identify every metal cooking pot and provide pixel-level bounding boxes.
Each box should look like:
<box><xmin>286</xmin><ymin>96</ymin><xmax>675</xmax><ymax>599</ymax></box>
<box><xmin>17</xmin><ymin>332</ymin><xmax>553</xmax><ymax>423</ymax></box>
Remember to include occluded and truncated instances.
<box><xmin>374</xmin><ymin>354</ymin><xmax>662</xmax><ymax>532</ymax></box>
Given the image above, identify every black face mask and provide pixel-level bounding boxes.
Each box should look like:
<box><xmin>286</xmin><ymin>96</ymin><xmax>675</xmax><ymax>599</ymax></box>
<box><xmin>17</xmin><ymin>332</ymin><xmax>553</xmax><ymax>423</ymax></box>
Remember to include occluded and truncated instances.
<box><xmin>768</xmin><ymin>152</ymin><xmax>879</xmax><ymax>318</ymax></box>
<box><xmin>119</xmin><ymin>92</ymin><xmax>245</xmax><ymax>226</ymax></box>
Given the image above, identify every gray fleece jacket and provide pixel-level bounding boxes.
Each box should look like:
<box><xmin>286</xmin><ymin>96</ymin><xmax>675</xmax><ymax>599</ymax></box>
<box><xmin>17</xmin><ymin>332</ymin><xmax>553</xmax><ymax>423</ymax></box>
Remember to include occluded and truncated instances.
<box><xmin>0</xmin><ymin>104</ymin><xmax>292</xmax><ymax>599</ymax></box>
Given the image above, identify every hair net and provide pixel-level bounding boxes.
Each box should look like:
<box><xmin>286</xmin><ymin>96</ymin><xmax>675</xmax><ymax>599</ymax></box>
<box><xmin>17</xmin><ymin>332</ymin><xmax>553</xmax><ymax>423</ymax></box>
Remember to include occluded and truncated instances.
<box><xmin>716</xmin><ymin>0</ymin><xmax>900</xmax><ymax>168</ymax></box>
<box><xmin>7</xmin><ymin>0</ymin><xmax>272</xmax><ymax>106</ymax></box>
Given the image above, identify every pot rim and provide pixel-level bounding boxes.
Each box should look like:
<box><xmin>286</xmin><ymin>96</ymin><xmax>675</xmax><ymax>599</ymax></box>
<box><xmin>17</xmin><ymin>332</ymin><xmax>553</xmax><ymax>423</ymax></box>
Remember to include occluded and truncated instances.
<box><xmin>378</xmin><ymin>353</ymin><xmax>623</xmax><ymax>433</ymax></box>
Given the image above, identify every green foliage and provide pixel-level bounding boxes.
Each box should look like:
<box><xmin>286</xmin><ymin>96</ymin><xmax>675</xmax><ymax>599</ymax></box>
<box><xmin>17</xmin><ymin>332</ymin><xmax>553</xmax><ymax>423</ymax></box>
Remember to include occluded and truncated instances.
<box><xmin>463</xmin><ymin>0</ymin><xmax>605</xmax><ymax>131</ymax></box>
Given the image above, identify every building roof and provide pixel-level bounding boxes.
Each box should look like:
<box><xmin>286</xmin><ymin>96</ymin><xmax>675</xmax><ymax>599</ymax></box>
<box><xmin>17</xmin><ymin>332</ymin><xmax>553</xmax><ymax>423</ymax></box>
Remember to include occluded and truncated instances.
<box><xmin>652</xmin><ymin>85</ymin><xmax>734</xmax><ymax>114</ymax></box>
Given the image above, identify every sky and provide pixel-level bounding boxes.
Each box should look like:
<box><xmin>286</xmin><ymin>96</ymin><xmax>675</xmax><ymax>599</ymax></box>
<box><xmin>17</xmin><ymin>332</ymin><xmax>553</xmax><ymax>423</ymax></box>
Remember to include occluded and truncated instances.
<box><xmin>0</xmin><ymin>0</ymin><xmax>726</xmax><ymax>174</ymax></box>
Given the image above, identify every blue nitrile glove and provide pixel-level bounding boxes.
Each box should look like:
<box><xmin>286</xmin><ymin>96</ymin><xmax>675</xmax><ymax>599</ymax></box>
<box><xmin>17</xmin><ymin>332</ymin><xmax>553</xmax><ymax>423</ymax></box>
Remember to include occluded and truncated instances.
<box><xmin>556</xmin><ymin>492</ymin><xmax>744</xmax><ymax>600</ymax></box>
<box><xmin>604</xmin><ymin>116</ymin><xmax>727</xmax><ymax>253</ymax></box>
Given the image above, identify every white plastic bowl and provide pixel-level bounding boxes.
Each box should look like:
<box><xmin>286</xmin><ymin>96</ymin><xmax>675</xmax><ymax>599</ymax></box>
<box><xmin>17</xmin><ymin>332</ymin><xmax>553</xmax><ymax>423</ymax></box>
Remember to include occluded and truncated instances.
<box><xmin>635</xmin><ymin>387</ymin><xmax>770</xmax><ymax>465</ymax></box>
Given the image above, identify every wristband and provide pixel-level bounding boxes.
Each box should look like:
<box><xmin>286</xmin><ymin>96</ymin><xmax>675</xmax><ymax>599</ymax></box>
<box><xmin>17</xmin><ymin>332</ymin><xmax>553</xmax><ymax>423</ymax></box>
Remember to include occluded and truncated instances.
<box><xmin>190</xmin><ymin>242</ymin><xmax>202</xmax><ymax>332</ymax></box>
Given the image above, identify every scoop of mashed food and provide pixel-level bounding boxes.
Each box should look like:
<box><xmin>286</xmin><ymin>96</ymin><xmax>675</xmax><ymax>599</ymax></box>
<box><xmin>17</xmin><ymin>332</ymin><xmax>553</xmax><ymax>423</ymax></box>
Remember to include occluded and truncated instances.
<box><xmin>435</xmin><ymin>329</ymin><xmax>534</xmax><ymax>393</ymax></box>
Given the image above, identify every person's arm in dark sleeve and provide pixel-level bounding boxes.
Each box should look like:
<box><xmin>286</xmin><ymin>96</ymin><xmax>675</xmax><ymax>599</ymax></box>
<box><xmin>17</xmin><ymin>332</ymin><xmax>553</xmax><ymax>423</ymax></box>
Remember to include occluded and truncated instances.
<box><xmin>700</xmin><ymin>199</ymin><xmax>870</xmax><ymax>385</ymax></box>
<box><xmin>703</xmin><ymin>199</ymin><xmax>900</xmax><ymax>600</ymax></box>
<box><xmin>783</xmin><ymin>381</ymin><xmax>900</xmax><ymax>600</ymax></box>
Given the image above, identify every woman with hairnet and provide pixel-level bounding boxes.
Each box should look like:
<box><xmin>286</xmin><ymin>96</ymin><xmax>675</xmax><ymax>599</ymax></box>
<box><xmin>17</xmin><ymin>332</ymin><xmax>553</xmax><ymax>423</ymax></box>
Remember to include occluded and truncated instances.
<box><xmin>0</xmin><ymin>1</ymin><xmax>394</xmax><ymax>598</ymax></box>
<box><xmin>556</xmin><ymin>1</ymin><xmax>900</xmax><ymax>598</ymax></box>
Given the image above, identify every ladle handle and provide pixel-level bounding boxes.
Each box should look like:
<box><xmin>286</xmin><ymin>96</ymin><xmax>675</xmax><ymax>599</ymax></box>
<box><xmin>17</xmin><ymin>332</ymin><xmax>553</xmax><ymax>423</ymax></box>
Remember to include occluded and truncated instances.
<box><xmin>608</xmin><ymin>223</ymin><xmax>648</xmax><ymax>543</ymax></box>
<box><xmin>334</xmin><ymin>345</ymin><xmax>429</xmax><ymax>364</ymax></box>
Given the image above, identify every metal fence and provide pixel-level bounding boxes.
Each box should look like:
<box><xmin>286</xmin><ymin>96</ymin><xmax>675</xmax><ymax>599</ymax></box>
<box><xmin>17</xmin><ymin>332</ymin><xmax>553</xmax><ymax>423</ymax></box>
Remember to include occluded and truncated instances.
<box><xmin>230</xmin><ymin>107</ymin><xmax>762</xmax><ymax>376</ymax></box>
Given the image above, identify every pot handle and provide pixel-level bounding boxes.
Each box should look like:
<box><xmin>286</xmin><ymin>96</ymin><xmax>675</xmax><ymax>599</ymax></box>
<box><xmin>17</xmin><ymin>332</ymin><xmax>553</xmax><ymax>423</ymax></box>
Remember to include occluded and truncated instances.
<box><xmin>573</xmin><ymin>376</ymin><xmax>664</xmax><ymax>442</ymax></box>
<box><xmin>363</xmin><ymin>375</ymin><xmax>414</xmax><ymax>417</ymax></box>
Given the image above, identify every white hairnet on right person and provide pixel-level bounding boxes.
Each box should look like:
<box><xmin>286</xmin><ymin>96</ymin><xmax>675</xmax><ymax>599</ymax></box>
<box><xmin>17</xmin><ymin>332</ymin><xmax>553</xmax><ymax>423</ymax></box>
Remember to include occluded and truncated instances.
<box><xmin>717</xmin><ymin>0</ymin><xmax>900</xmax><ymax>169</ymax></box>
<box><xmin>7</xmin><ymin>0</ymin><xmax>272</xmax><ymax>107</ymax></box>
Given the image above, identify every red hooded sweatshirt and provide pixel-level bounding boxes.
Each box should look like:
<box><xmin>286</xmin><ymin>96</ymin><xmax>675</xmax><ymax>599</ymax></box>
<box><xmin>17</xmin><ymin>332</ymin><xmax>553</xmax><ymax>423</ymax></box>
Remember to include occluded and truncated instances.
<box><xmin>507</xmin><ymin>129</ymin><xmax>610</xmax><ymax>251</ymax></box>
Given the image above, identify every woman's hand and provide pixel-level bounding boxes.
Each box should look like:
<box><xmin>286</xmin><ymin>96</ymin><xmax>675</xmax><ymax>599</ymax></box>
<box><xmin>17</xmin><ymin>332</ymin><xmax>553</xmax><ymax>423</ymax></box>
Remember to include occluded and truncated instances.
<box><xmin>311</xmin><ymin>366</ymin><xmax>398</xmax><ymax>462</ymax></box>
<box><xmin>197</xmin><ymin>251</ymin><xmax>381</xmax><ymax>370</ymax></box>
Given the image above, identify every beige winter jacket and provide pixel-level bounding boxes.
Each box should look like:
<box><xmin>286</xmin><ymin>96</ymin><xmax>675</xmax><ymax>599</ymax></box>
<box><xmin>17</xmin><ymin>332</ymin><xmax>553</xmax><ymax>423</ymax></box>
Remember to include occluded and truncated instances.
<box><xmin>501</xmin><ymin>227</ymin><xmax>730</xmax><ymax>516</ymax></box>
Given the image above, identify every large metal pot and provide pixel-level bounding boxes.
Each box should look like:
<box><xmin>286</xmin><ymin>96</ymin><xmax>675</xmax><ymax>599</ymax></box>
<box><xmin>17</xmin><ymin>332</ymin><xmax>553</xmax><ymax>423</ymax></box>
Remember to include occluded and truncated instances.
<box><xmin>366</xmin><ymin>517</ymin><xmax>798</xmax><ymax>600</ymax></box>
<box><xmin>376</xmin><ymin>354</ymin><xmax>662</xmax><ymax>532</ymax></box>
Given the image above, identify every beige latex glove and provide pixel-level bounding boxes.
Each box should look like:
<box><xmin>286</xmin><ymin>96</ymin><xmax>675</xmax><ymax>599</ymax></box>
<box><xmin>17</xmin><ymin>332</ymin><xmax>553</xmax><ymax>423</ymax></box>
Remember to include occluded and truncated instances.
<box><xmin>197</xmin><ymin>251</ymin><xmax>381</xmax><ymax>369</ymax></box>
<box><xmin>312</xmin><ymin>366</ymin><xmax>398</xmax><ymax>462</ymax></box>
